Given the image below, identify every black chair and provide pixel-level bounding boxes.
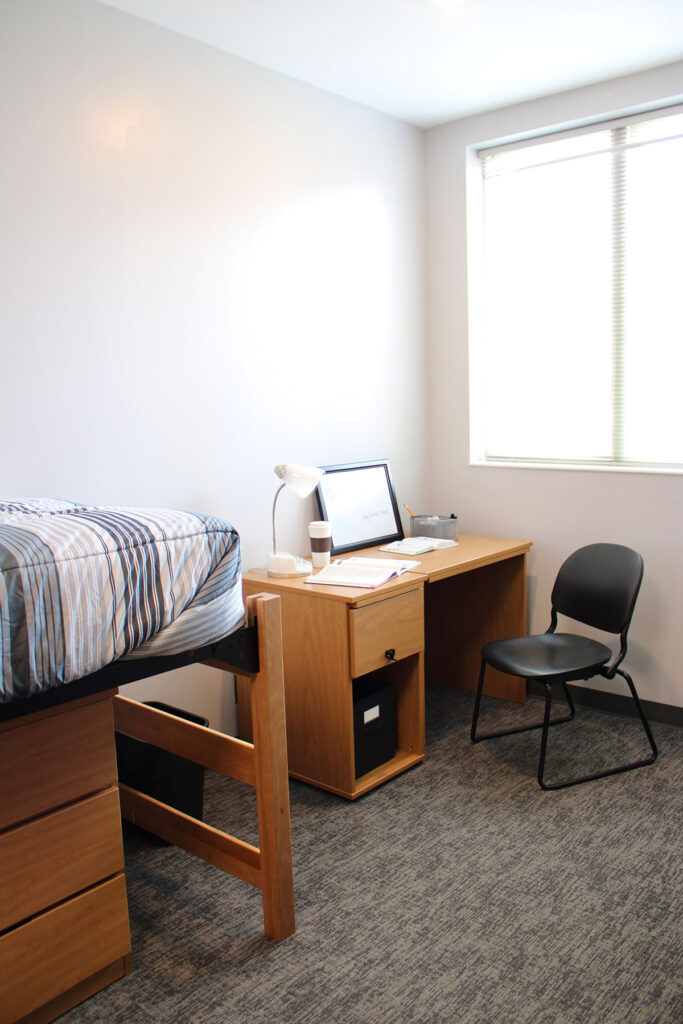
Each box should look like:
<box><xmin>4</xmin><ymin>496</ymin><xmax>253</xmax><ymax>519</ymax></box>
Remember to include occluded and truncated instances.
<box><xmin>470</xmin><ymin>543</ymin><xmax>658</xmax><ymax>790</ymax></box>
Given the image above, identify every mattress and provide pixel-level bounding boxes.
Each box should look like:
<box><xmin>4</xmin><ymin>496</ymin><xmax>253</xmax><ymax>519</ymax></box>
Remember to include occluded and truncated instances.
<box><xmin>0</xmin><ymin>499</ymin><xmax>244</xmax><ymax>703</ymax></box>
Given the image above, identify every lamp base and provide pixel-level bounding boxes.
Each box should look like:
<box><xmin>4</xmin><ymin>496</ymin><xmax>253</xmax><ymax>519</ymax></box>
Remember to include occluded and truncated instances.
<box><xmin>267</xmin><ymin>552</ymin><xmax>312</xmax><ymax>577</ymax></box>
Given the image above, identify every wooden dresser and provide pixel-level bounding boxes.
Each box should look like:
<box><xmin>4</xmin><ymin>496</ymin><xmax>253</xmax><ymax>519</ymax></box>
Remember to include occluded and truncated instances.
<box><xmin>0</xmin><ymin>690</ymin><xmax>131</xmax><ymax>1024</ymax></box>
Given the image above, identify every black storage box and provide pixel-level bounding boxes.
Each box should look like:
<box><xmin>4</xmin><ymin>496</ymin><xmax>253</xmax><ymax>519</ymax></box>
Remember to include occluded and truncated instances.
<box><xmin>115</xmin><ymin>701</ymin><xmax>208</xmax><ymax>829</ymax></box>
<box><xmin>353</xmin><ymin>677</ymin><xmax>395</xmax><ymax>779</ymax></box>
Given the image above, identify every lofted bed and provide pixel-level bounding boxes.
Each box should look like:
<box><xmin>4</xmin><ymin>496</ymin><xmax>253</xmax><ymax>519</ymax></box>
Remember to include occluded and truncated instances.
<box><xmin>0</xmin><ymin>500</ymin><xmax>294</xmax><ymax>1024</ymax></box>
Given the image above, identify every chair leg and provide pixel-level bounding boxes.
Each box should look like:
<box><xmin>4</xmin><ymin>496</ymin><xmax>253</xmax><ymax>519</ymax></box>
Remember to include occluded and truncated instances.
<box><xmin>537</xmin><ymin>670</ymin><xmax>658</xmax><ymax>790</ymax></box>
<box><xmin>469</xmin><ymin>659</ymin><xmax>488</xmax><ymax>743</ymax></box>
<box><xmin>618</xmin><ymin>668</ymin><xmax>659</xmax><ymax>762</ymax></box>
<box><xmin>470</xmin><ymin>661</ymin><xmax>574</xmax><ymax>744</ymax></box>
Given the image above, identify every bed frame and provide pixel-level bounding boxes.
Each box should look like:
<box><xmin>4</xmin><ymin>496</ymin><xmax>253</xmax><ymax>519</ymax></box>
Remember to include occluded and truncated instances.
<box><xmin>0</xmin><ymin>592</ymin><xmax>294</xmax><ymax>1024</ymax></box>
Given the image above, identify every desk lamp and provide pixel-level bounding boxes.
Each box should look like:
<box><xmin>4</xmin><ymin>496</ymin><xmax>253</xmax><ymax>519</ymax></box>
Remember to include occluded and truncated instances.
<box><xmin>267</xmin><ymin>463</ymin><xmax>323</xmax><ymax>577</ymax></box>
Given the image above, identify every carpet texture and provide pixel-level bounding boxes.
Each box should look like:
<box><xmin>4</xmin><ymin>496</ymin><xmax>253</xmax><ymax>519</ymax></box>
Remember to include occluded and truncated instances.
<box><xmin>63</xmin><ymin>688</ymin><xmax>682</xmax><ymax>1024</ymax></box>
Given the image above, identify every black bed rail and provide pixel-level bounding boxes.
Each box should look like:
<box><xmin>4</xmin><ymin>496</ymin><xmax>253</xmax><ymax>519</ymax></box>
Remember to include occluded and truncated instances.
<box><xmin>0</xmin><ymin>622</ymin><xmax>259</xmax><ymax>723</ymax></box>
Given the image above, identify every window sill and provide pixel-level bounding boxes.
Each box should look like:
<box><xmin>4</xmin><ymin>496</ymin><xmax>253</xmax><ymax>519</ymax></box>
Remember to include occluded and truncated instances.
<box><xmin>469</xmin><ymin>458</ymin><xmax>683</xmax><ymax>477</ymax></box>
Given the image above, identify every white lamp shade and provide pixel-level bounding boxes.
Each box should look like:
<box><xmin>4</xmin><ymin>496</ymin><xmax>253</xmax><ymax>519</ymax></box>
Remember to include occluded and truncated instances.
<box><xmin>267</xmin><ymin>463</ymin><xmax>324</xmax><ymax>576</ymax></box>
<box><xmin>274</xmin><ymin>463</ymin><xmax>323</xmax><ymax>498</ymax></box>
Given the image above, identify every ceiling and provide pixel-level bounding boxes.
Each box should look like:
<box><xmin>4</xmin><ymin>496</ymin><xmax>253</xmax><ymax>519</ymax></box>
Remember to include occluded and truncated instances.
<box><xmin>98</xmin><ymin>0</ymin><xmax>683</xmax><ymax>128</ymax></box>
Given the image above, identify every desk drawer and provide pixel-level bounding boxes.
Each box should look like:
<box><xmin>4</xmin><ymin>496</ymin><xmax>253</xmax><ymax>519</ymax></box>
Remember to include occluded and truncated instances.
<box><xmin>0</xmin><ymin>874</ymin><xmax>131</xmax><ymax>1024</ymax></box>
<box><xmin>0</xmin><ymin>787</ymin><xmax>125</xmax><ymax>932</ymax></box>
<box><xmin>0</xmin><ymin>697</ymin><xmax>117</xmax><ymax>832</ymax></box>
<box><xmin>349</xmin><ymin>589</ymin><xmax>424</xmax><ymax>678</ymax></box>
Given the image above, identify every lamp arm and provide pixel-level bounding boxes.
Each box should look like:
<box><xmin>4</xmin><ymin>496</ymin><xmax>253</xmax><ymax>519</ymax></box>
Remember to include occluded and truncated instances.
<box><xmin>272</xmin><ymin>482</ymin><xmax>286</xmax><ymax>554</ymax></box>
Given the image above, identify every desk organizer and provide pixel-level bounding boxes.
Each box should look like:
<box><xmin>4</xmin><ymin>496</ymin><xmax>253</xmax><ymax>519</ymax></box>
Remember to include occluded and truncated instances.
<box><xmin>409</xmin><ymin>515</ymin><xmax>459</xmax><ymax>541</ymax></box>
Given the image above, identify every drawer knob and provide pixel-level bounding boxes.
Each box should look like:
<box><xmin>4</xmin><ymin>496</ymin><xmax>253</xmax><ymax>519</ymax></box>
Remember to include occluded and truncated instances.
<box><xmin>385</xmin><ymin>648</ymin><xmax>396</xmax><ymax>662</ymax></box>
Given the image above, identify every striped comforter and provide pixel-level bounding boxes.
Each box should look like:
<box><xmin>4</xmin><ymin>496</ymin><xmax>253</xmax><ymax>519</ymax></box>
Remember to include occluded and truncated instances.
<box><xmin>0</xmin><ymin>499</ymin><xmax>244</xmax><ymax>703</ymax></box>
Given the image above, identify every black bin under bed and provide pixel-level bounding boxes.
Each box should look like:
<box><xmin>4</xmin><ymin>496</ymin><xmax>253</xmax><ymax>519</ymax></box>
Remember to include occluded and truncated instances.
<box><xmin>115</xmin><ymin>701</ymin><xmax>208</xmax><ymax>838</ymax></box>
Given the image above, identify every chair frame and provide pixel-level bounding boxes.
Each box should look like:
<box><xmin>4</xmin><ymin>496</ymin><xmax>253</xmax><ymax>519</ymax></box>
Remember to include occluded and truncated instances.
<box><xmin>471</xmin><ymin>545</ymin><xmax>658</xmax><ymax>790</ymax></box>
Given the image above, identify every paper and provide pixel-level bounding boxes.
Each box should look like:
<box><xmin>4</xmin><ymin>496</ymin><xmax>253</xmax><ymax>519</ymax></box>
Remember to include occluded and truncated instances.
<box><xmin>379</xmin><ymin>536</ymin><xmax>458</xmax><ymax>555</ymax></box>
<box><xmin>304</xmin><ymin>556</ymin><xmax>416</xmax><ymax>589</ymax></box>
<box><xmin>346</xmin><ymin>556</ymin><xmax>416</xmax><ymax>572</ymax></box>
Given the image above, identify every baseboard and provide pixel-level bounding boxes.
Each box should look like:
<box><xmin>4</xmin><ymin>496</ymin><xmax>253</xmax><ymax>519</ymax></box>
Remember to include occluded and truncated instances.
<box><xmin>526</xmin><ymin>680</ymin><xmax>683</xmax><ymax>727</ymax></box>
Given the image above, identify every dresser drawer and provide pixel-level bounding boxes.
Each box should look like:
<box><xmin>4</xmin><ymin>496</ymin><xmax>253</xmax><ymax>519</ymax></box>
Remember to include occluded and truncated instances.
<box><xmin>0</xmin><ymin>696</ymin><xmax>117</xmax><ymax>832</ymax></box>
<box><xmin>349</xmin><ymin>588</ymin><xmax>424</xmax><ymax>678</ymax></box>
<box><xmin>0</xmin><ymin>787</ymin><xmax>125</xmax><ymax>932</ymax></box>
<box><xmin>0</xmin><ymin>874</ymin><xmax>131</xmax><ymax>1024</ymax></box>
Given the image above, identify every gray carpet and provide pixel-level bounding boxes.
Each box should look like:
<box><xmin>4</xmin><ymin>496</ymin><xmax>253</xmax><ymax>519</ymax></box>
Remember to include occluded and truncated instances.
<box><xmin>64</xmin><ymin>688</ymin><xmax>682</xmax><ymax>1024</ymax></box>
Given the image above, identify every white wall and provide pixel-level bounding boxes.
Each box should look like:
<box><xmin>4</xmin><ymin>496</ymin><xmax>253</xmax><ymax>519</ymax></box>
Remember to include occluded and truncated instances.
<box><xmin>0</xmin><ymin>0</ymin><xmax>427</xmax><ymax>728</ymax></box>
<box><xmin>2</xmin><ymin>1</ymin><xmax>679</xmax><ymax>721</ymax></box>
<box><xmin>426</xmin><ymin>61</ymin><xmax>683</xmax><ymax>709</ymax></box>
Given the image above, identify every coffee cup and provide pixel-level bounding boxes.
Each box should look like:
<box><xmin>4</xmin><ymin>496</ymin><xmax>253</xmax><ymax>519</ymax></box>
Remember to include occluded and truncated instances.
<box><xmin>309</xmin><ymin>521</ymin><xmax>332</xmax><ymax>568</ymax></box>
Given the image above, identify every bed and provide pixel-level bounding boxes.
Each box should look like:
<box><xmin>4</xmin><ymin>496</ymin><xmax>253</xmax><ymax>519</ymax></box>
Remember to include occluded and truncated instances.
<box><xmin>0</xmin><ymin>500</ymin><xmax>294</xmax><ymax>1024</ymax></box>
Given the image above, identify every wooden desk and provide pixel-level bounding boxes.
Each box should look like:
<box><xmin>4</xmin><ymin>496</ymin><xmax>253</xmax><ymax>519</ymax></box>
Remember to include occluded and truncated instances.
<box><xmin>240</xmin><ymin>570</ymin><xmax>425</xmax><ymax>799</ymax></box>
<box><xmin>361</xmin><ymin>534</ymin><xmax>532</xmax><ymax>703</ymax></box>
<box><xmin>240</xmin><ymin>534</ymin><xmax>531</xmax><ymax>799</ymax></box>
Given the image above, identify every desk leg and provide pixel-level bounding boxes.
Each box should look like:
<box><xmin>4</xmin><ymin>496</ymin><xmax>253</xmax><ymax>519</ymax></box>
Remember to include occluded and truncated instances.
<box><xmin>425</xmin><ymin>555</ymin><xmax>527</xmax><ymax>702</ymax></box>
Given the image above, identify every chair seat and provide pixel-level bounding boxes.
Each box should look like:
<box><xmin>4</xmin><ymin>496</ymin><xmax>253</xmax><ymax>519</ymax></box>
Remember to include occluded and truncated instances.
<box><xmin>482</xmin><ymin>632</ymin><xmax>612</xmax><ymax>680</ymax></box>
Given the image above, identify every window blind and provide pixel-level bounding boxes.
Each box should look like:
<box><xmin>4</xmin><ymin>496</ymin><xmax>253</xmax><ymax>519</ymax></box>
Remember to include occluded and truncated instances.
<box><xmin>473</xmin><ymin>105</ymin><xmax>683</xmax><ymax>469</ymax></box>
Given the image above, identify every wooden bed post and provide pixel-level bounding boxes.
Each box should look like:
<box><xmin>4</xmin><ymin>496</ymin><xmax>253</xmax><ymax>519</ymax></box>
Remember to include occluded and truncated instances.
<box><xmin>242</xmin><ymin>592</ymin><xmax>295</xmax><ymax>941</ymax></box>
<box><xmin>113</xmin><ymin>591</ymin><xmax>295</xmax><ymax>943</ymax></box>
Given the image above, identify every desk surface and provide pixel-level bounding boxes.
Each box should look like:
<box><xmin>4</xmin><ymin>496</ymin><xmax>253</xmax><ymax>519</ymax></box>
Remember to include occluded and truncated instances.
<box><xmin>355</xmin><ymin>534</ymin><xmax>532</xmax><ymax>583</ymax></box>
<box><xmin>243</xmin><ymin>564</ymin><xmax>424</xmax><ymax>607</ymax></box>
<box><xmin>244</xmin><ymin>534</ymin><xmax>532</xmax><ymax>603</ymax></box>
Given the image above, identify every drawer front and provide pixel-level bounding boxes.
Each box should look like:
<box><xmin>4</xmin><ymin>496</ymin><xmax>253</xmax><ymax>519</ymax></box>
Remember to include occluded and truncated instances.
<box><xmin>0</xmin><ymin>874</ymin><xmax>131</xmax><ymax>1024</ymax></box>
<box><xmin>0</xmin><ymin>787</ymin><xmax>125</xmax><ymax>932</ymax></box>
<box><xmin>0</xmin><ymin>696</ymin><xmax>117</xmax><ymax>832</ymax></box>
<box><xmin>349</xmin><ymin>588</ymin><xmax>424</xmax><ymax>678</ymax></box>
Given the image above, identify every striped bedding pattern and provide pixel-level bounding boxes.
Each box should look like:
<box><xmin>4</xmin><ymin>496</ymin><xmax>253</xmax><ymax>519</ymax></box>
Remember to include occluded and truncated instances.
<box><xmin>0</xmin><ymin>499</ymin><xmax>244</xmax><ymax>703</ymax></box>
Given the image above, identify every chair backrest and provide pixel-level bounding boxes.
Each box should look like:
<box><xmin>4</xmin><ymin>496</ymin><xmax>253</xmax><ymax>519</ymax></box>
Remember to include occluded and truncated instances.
<box><xmin>551</xmin><ymin>543</ymin><xmax>644</xmax><ymax>636</ymax></box>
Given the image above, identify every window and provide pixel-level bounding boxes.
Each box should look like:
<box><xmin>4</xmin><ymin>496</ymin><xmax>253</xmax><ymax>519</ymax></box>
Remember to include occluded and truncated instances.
<box><xmin>469</xmin><ymin>105</ymin><xmax>683</xmax><ymax>470</ymax></box>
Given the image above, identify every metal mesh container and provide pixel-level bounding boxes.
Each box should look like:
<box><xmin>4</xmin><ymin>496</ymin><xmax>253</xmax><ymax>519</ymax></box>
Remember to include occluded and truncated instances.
<box><xmin>409</xmin><ymin>515</ymin><xmax>459</xmax><ymax>540</ymax></box>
